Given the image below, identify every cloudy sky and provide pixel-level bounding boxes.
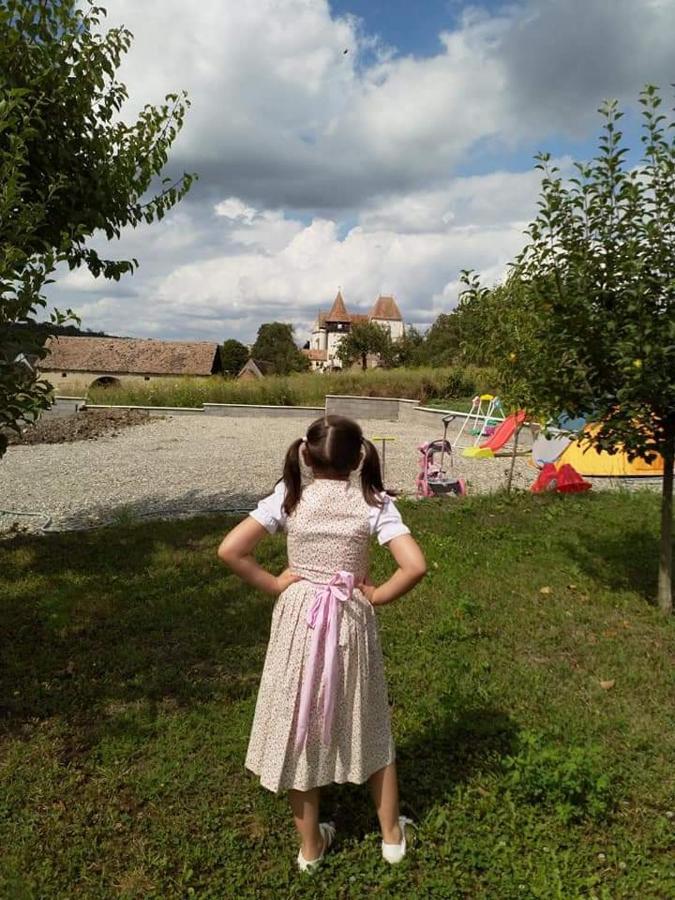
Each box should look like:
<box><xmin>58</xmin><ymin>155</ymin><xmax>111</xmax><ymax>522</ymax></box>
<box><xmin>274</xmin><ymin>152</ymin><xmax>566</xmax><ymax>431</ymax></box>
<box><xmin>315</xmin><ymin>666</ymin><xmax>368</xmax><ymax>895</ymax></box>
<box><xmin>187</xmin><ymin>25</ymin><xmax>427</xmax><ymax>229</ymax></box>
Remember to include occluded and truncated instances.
<box><xmin>48</xmin><ymin>0</ymin><xmax>675</xmax><ymax>344</ymax></box>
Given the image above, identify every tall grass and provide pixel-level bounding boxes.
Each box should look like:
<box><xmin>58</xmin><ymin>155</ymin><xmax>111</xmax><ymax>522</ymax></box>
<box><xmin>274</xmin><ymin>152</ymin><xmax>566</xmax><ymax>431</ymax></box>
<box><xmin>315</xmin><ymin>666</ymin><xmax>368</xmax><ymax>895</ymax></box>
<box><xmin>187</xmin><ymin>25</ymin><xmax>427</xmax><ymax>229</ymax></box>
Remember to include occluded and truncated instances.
<box><xmin>86</xmin><ymin>366</ymin><xmax>498</xmax><ymax>408</ymax></box>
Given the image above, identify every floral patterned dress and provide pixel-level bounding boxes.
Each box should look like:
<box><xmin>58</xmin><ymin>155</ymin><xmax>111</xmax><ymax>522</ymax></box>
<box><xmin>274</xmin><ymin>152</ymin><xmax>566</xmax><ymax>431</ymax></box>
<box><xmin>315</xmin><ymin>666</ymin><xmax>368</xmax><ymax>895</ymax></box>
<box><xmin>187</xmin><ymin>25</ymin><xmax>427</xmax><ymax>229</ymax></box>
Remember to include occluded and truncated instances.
<box><xmin>244</xmin><ymin>478</ymin><xmax>410</xmax><ymax>793</ymax></box>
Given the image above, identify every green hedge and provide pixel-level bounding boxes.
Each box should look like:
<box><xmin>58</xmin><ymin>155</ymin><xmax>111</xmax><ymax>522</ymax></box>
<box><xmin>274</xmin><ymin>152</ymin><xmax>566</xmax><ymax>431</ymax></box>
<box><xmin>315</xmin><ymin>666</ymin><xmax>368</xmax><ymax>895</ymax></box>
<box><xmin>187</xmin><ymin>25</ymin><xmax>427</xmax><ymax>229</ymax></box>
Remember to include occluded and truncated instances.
<box><xmin>87</xmin><ymin>366</ymin><xmax>499</xmax><ymax>408</ymax></box>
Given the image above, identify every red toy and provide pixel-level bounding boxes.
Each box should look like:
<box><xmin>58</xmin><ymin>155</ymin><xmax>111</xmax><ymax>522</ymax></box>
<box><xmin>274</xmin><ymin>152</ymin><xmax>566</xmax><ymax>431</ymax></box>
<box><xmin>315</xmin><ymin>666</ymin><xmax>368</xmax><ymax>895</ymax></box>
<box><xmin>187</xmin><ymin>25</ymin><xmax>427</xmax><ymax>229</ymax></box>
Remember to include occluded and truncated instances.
<box><xmin>531</xmin><ymin>462</ymin><xmax>591</xmax><ymax>494</ymax></box>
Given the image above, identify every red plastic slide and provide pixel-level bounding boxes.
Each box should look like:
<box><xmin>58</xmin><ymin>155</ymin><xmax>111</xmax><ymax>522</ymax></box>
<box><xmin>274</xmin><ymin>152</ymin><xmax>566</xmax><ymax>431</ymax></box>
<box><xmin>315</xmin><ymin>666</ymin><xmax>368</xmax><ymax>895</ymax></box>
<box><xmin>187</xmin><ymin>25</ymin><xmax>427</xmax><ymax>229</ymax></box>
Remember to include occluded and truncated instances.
<box><xmin>480</xmin><ymin>410</ymin><xmax>527</xmax><ymax>451</ymax></box>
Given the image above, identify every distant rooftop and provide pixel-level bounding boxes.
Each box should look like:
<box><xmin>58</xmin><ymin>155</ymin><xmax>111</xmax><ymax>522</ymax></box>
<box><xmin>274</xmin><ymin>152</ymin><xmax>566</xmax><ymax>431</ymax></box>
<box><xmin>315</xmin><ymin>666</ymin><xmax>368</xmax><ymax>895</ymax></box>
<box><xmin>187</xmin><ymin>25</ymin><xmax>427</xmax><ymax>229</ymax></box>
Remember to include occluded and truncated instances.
<box><xmin>370</xmin><ymin>294</ymin><xmax>402</xmax><ymax>321</ymax></box>
<box><xmin>325</xmin><ymin>290</ymin><xmax>351</xmax><ymax>323</ymax></box>
<box><xmin>316</xmin><ymin>291</ymin><xmax>402</xmax><ymax>328</ymax></box>
<box><xmin>42</xmin><ymin>335</ymin><xmax>222</xmax><ymax>376</ymax></box>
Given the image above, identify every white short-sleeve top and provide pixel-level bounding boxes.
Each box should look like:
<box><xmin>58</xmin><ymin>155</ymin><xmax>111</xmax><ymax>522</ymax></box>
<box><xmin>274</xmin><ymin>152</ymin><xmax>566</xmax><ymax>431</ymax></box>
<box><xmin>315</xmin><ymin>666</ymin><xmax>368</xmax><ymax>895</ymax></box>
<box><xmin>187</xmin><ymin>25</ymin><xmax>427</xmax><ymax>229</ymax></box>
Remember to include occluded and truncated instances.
<box><xmin>250</xmin><ymin>479</ymin><xmax>410</xmax><ymax>546</ymax></box>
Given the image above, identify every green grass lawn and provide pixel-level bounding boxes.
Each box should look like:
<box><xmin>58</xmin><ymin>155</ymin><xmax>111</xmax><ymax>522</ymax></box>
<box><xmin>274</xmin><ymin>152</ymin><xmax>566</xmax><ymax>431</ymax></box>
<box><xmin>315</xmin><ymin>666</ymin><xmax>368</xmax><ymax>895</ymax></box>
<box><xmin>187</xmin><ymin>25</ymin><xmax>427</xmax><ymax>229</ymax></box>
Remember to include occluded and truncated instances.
<box><xmin>1</xmin><ymin>492</ymin><xmax>673</xmax><ymax>899</ymax></box>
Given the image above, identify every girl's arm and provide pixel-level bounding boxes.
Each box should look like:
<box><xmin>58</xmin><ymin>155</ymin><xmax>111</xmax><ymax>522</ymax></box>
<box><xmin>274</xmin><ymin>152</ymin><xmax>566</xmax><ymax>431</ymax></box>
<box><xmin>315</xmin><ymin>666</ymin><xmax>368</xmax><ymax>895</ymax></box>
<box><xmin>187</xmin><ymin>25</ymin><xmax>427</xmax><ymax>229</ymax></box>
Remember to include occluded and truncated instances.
<box><xmin>358</xmin><ymin>533</ymin><xmax>427</xmax><ymax>606</ymax></box>
<box><xmin>217</xmin><ymin>517</ymin><xmax>301</xmax><ymax>596</ymax></box>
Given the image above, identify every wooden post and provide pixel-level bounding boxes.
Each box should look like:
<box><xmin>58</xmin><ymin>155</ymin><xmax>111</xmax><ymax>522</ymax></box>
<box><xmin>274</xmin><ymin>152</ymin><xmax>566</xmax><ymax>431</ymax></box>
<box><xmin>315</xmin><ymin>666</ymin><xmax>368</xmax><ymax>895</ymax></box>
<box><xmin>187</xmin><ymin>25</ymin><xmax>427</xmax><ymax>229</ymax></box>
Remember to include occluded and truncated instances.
<box><xmin>657</xmin><ymin>421</ymin><xmax>674</xmax><ymax>614</ymax></box>
<box><xmin>506</xmin><ymin>424</ymin><xmax>523</xmax><ymax>494</ymax></box>
<box><xmin>371</xmin><ymin>435</ymin><xmax>396</xmax><ymax>487</ymax></box>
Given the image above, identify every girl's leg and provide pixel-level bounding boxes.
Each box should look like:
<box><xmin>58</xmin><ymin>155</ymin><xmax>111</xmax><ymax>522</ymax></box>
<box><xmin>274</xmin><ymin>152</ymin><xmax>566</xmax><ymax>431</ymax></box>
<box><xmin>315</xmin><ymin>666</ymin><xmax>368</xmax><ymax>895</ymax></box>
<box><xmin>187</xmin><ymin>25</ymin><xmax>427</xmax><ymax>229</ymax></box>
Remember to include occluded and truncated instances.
<box><xmin>288</xmin><ymin>788</ymin><xmax>323</xmax><ymax>861</ymax></box>
<box><xmin>368</xmin><ymin>761</ymin><xmax>402</xmax><ymax>843</ymax></box>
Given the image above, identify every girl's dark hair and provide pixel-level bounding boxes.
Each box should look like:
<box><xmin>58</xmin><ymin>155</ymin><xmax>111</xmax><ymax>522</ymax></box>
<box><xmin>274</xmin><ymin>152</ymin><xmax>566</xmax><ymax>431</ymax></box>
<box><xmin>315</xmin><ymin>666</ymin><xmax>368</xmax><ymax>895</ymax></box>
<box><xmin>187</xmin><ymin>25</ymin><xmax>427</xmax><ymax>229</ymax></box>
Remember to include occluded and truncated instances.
<box><xmin>281</xmin><ymin>415</ymin><xmax>384</xmax><ymax>515</ymax></box>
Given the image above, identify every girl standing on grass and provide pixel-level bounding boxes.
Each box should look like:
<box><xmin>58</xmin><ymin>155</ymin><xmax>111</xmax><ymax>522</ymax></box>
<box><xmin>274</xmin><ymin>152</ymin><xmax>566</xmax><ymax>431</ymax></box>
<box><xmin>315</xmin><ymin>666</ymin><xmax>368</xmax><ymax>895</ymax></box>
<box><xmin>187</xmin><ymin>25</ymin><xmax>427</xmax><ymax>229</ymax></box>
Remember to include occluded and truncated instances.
<box><xmin>217</xmin><ymin>414</ymin><xmax>427</xmax><ymax>872</ymax></box>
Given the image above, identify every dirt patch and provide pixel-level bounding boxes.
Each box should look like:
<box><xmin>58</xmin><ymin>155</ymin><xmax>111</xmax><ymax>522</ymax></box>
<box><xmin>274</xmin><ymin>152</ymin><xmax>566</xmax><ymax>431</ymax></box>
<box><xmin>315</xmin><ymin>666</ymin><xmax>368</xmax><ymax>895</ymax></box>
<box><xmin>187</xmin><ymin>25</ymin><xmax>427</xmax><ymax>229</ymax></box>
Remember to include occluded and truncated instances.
<box><xmin>6</xmin><ymin>409</ymin><xmax>158</xmax><ymax>446</ymax></box>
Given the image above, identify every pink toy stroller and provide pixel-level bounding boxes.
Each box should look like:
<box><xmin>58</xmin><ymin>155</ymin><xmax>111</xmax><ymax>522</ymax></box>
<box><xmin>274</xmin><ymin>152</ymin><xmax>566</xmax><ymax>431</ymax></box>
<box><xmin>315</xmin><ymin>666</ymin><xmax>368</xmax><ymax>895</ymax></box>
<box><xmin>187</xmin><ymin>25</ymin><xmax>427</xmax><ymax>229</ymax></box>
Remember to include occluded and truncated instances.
<box><xmin>416</xmin><ymin>415</ymin><xmax>467</xmax><ymax>498</ymax></box>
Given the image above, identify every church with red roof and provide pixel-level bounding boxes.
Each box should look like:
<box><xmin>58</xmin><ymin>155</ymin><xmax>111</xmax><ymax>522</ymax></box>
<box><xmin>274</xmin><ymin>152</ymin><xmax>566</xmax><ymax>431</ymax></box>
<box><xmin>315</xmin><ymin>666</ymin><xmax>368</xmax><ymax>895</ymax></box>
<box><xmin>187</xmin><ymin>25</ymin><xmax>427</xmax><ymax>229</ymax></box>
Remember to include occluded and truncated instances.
<box><xmin>306</xmin><ymin>291</ymin><xmax>404</xmax><ymax>370</ymax></box>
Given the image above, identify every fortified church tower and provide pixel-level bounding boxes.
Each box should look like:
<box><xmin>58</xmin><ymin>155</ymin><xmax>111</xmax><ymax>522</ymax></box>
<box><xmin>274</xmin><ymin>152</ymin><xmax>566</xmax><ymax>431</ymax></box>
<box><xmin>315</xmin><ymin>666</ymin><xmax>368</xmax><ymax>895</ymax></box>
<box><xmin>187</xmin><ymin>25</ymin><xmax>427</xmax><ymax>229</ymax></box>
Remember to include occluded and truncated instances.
<box><xmin>307</xmin><ymin>290</ymin><xmax>404</xmax><ymax>370</ymax></box>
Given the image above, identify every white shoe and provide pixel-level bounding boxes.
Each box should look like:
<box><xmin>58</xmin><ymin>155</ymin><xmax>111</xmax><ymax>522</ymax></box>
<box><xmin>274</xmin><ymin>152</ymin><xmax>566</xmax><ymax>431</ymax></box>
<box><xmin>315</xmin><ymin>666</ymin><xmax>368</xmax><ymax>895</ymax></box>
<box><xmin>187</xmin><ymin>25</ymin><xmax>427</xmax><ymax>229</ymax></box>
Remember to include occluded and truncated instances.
<box><xmin>297</xmin><ymin>821</ymin><xmax>336</xmax><ymax>872</ymax></box>
<box><xmin>382</xmin><ymin>816</ymin><xmax>415</xmax><ymax>864</ymax></box>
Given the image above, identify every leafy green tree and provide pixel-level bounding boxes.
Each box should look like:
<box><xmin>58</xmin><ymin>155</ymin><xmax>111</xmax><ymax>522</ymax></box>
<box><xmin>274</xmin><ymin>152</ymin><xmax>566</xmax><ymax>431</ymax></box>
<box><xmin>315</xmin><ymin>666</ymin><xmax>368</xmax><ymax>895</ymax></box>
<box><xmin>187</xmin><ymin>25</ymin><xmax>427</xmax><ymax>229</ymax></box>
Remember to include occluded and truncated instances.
<box><xmin>459</xmin><ymin>274</ymin><xmax>555</xmax><ymax>491</ymax></box>
<box><xmin>220</xmin><ymin>339</ymin><xmax>249</xmax><ymax>377</ymax></box>
<box><xmin>250</xmin><ymin>322</ymin><xmax>309</xmax><ymax>375</ymax></box>
<box><xmin>414</xmin><ymin>289</ymin><xmax>510</xmax><ymax>368</ymax></box>
<box><xmin>459</xmin><ymin>276</ymin><xmax>549</xmax><ymax>415</ymax></box>
<box><xmin>0</xmin><ymin>1</ymin><xmax>194</xmax><ymax>456</ymax></box>
<box><xmin>336</xmin><ymin>321</ymin><xmax>391</xmax><ymax>371</ymax></box>
<box><xmin>453</xmin><ymin>285</ymin><xmax>503</xmax><ymax>366</ymax></box>
<box><xmin>388</xmin><ymin>325</ymin><xmax>426</xmax><ymax>367</ymax></box>
<box><xmin>421</xmin><ymin>312</ymin><xmax>462</xmax><ymax>366</ymax></box>
<box><xmin>465</xmin><ymin>87</ymin><xmax>675</xmax><ymax>613</ymax></box>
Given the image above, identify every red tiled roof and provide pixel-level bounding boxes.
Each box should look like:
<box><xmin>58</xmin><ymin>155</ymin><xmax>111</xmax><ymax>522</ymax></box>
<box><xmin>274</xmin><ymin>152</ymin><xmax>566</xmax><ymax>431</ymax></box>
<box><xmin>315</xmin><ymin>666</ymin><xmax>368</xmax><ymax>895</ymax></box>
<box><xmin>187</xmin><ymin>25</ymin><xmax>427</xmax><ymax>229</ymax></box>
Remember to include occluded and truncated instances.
<box><xmin>42</xmin><ymin>335</ymin><xmax>222</xmax><ymax>376</ymax></box>
<box><xmin>302</xmin><ymin>348</ymin><xmax>328</xmax><ymax>361</ymax></box>
<box><xmin>325</xmin><ymin>290</ymin><xmax>351</xmax><ymax>323</ymax></box>
<box><xmin>315</xmin><ymin>292</ymin><xmax>403</xmax><ymax>330</ymax></box>
<box><xmin>370</xmin><ymin>295</ymin><xmax>402</xmax><ymax>321</ymax></box>
<box><xmin>318</xmin><ymin>310</ymin><xmax>363</xmax><ymax>327</ymax></box>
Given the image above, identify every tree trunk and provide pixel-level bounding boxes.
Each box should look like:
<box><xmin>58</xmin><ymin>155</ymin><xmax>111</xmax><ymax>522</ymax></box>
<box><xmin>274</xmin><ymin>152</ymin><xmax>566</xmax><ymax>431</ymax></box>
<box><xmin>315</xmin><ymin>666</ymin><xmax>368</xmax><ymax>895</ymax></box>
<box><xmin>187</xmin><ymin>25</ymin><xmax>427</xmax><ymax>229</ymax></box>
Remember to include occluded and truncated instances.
<box><xmin>361</xmin><ymin>352</ymin><xmax>367</xmax><ymax>371</ymax></box>
<box><xmin>657</xmin><ymin>422</ymin><xmax>674</xmax><ymax>614</ymax></box>
<box><xmin>506</xmin><ymin>424</ymin><xmax>522</xmax><ymax>494</ymax></box>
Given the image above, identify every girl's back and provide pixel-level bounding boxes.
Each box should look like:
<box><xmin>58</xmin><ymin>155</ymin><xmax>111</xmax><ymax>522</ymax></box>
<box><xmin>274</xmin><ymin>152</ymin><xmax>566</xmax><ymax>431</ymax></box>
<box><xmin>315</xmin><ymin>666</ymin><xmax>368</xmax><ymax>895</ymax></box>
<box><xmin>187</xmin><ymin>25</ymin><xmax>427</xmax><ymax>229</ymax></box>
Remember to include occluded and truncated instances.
<box><xmin>258</xmin><ymin>477</ymin><xmax>406</xmax><ymax>585</ymax></box>
<box><xmin>288</xmin><ymin>480</ymin><xmax>371</xmax><ymax>583</ymax></box>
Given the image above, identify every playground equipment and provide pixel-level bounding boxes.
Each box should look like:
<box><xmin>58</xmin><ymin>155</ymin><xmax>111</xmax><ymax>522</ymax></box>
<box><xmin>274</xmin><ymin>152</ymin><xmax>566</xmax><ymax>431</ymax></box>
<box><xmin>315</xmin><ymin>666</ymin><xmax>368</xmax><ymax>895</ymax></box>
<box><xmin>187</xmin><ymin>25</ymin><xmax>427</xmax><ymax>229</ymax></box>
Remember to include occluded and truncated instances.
<box><xmin>449</xmin><ymin>395</ymin><xmax>482</xmax><ymax>448</ymax></box>
<box><xmin>451</xmin><ymin>394</ymin><xmax>504</xmax><ymax>451</ymax></box>
<box><xmin>416</xmin><ymin>415</ymin><xmax>467</xmax><ymax>498</ymax></box>
<box><xmin>531</xmin><ymin>462</ymin><xmax>591</xmax><ymax>494</ymax></box>
<box><xmin>463</xmin><ymin>410</ymin><xmax>527</xmax><ymax>459</ymax></box>
<box><xmin>531</xmin><ymin>412</ymin><xmax>584</xmax><ymax>468</ymax></box>
<box><xmin>469</xmin><ymin>395</ymin><xmax>504</xmax><ymax>437</ymax></box>
<box><xmin>556</xmin><ymin>424</ymin><xmax>664</xmax><ymax>477</ymax></box>
<box><xmin>531</xmin><ymin>417</ymin><xmax>664</xmax><ymax>478</ymax></box>
<box><xmin>531</xmin><ymin>432</ymin><xmax>572</xmax><ymax>467</ymax></box>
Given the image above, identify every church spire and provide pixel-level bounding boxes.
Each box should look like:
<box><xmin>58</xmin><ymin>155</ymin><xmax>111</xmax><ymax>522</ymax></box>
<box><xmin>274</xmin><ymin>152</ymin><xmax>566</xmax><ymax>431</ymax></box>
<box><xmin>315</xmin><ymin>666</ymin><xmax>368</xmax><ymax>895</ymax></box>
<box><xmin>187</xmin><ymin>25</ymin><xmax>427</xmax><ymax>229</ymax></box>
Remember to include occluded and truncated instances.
<box><xmin>325</xmin><ymin>290</ymin><xmax>351</xmax><ymax>323</ymax></box>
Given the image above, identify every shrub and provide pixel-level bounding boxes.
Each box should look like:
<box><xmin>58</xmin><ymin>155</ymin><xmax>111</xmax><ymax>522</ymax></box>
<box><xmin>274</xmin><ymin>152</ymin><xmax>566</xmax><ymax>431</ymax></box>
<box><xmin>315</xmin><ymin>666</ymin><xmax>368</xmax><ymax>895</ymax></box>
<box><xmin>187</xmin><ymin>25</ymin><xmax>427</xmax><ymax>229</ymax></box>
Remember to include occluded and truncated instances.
<box><xmin>502</xmin><ymin>730</ymin><xmax>614</xmax><ymax>823</ymax></box>
<box><xmin>443</xmin><ymin>368</ymin><xmax>477</xmax><ymax>399</ymax></box>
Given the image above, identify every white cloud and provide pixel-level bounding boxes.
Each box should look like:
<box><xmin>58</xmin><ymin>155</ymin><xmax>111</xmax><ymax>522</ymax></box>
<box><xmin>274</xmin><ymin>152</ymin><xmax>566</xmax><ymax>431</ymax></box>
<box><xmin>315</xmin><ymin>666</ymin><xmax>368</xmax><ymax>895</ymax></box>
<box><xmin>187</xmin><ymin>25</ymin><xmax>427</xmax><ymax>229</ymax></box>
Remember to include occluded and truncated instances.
<box><xmin>46</xmin><ymin>0</ymin><xmax>675</xmax><ymax>341</ymax></box>
<box><xmin>359</xmin><ymin>167</ymin><xmax>552</xmax><ymax>233</ymax></box>
<box><xmin>101</xmin><ymin>0</ymin><xmax>675</xmax><ymax>207</ymax></box>
<box><xmin>214</xmin><ymin>199</ymin><xmax>257</xmax><ymax>222</ymax></box>
<box><xmin>223</xmin><ymin>205</ymin><xmax>305</xmax><ymax>253</ymax></box>
<box><xmin>61</xmin><ymin>169</ymin><xmax>534</xmax><ymax>340</ymax></box>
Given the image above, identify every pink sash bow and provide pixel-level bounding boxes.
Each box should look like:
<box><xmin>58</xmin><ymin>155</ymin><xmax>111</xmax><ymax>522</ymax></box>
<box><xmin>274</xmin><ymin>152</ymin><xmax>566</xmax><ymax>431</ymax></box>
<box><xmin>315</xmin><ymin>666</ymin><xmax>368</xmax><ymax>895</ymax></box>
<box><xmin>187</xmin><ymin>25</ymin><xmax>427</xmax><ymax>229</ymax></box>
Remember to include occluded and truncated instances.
<box><xmin>295</xmin><ymin>570</ymin><xmax>355</xmax><ymax>751</ymax></box>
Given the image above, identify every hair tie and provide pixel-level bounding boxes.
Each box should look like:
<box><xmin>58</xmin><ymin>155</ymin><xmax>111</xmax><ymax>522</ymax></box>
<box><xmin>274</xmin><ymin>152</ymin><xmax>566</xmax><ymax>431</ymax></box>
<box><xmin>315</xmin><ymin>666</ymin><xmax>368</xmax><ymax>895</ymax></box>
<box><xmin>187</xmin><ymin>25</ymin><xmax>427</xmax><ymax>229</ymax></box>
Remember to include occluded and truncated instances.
<box><xmin>300</xmin><ymin>437</ymin><xmax>307</xmax><ymax>445</ymax></box>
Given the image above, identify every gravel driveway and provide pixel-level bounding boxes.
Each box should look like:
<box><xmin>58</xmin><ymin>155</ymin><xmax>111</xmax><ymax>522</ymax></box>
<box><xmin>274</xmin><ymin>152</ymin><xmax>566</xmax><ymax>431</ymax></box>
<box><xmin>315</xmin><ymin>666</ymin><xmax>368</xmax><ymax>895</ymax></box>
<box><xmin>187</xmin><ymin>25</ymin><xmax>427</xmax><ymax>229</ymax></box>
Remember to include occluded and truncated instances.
<box><xmin>0</xmin><ymin>413</ymin><xmax>539</xmax><ymax>534</ymax></box>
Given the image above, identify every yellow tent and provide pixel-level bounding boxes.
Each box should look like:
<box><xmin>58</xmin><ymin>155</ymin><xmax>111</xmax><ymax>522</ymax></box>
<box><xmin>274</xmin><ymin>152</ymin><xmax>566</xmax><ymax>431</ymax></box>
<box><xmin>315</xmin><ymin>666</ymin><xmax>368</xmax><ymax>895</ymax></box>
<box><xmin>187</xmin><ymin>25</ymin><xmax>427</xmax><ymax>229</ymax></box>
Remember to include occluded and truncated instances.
<box><xmin>557</xmin><ymin>426</ymin><xmax>663</xmax><ymax>477</ymax></box>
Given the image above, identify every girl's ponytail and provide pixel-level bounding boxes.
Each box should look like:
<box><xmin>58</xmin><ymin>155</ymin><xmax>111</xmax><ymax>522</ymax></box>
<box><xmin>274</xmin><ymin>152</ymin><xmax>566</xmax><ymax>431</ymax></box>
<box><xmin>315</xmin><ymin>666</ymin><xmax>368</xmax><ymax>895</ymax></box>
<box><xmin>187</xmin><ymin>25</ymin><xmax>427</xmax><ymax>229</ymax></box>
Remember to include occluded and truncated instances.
<box><xmin>281</xmin><ymin>437</ymin><xmax>303</xmax><ymax>515</ymax></box>
<box><xmin>360</xmin><ymin>438</ymin><xmax>385</xmax><ymax>507</ymax></box>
